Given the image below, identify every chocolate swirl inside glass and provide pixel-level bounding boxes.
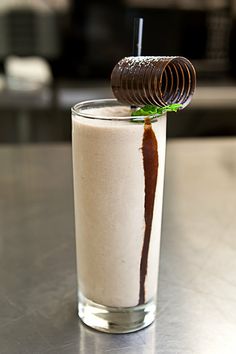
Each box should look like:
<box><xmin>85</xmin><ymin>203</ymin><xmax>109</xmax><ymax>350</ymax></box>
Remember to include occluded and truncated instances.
<box><xmin>111</xmin><ymin>56</ymin><xmax>196</xmax><ymax>108</ymax></box>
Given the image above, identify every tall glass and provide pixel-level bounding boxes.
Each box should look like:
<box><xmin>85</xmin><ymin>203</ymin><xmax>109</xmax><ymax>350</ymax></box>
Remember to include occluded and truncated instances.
<box><xmin>71</xmin><ymin>99</ymin><xmax>166</xmax><ymax>333</ymax></box>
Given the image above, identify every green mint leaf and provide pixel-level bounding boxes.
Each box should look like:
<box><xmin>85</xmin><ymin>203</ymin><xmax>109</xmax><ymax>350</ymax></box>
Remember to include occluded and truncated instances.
<box><xmin>131</xmin><ymin>105</ymin><xmax>158</xmax><ymax>116</ymax></box>
<box><xmin>131</xmin><ymin>103</ymin><xmax>183</xmax><ymax>117</ymax></box>
<box><xmin>158</xmin><ymin>104</ymin><xmax>183</xmax><ymax>114</ymax></box>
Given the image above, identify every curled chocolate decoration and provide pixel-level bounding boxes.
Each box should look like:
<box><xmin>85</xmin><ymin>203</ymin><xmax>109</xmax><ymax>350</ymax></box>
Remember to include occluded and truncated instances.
<box><xmin>111</xmin><ymin>56</ymin><xmax>196</xmax><ymax>108</ymax></box>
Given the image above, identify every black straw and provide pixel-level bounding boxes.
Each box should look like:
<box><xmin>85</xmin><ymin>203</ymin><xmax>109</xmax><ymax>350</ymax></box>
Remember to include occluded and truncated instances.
<box><xmin>132</xmin><ymin>17</ymin><xmax>143</xmax><ymax>56</ymax></box>
<box><xmin>131</xmin><ymin>18</ymin><xmax>143</xmax><ymax>109</ymax></box>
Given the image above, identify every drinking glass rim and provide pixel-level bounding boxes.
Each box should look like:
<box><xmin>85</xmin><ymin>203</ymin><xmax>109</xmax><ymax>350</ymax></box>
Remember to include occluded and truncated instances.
<box><xmin>71</xmin><ymin>98</ymin><xmax>160</xmax><ymax>122</ymax></box>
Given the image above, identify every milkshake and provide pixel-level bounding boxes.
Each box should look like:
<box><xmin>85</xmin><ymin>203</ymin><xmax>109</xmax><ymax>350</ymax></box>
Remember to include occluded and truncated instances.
<box><xmin>72</xmin><ymin>99</ymin><xmax>166</xmax><ymax>332</ymax></box>
<box><xmin>72</xmin><ymin>55</ymin><xmax>196</xmax><ymax>333</ymax></box>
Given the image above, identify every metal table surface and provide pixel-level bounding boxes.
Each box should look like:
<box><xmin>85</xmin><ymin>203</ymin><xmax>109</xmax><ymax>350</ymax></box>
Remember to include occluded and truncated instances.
<box><xmin>0</xmin><ymin>139</ymin><xmax>235</xmax><ymax>354</ymax></box>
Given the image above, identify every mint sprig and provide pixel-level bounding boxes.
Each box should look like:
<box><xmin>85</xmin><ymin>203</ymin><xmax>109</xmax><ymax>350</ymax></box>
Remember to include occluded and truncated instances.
<box><xmin>131</xmin><ymin>103</ymin><xmax>183</xmax><ymax>122</ymax></box>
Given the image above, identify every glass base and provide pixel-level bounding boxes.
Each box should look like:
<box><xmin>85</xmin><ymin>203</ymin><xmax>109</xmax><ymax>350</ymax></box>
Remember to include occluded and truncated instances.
<box><xmin>78</xmin><ymin>292</ymin><xmax>156</xmax><ymax>334</ymax></box>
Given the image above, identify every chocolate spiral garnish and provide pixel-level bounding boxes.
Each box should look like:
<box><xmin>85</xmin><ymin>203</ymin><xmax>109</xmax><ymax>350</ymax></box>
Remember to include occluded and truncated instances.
<box><xmin>111</xmin><ymin>56</ymin><xmax>196</xmax><ymax>107</ymax></box>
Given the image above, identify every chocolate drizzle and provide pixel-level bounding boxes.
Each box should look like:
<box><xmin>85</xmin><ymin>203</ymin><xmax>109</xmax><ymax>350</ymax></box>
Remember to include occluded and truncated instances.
<box><xmin>139</xmin><ymin>118</ymin><xmax>158</xmax><ymax>305</ymax></box>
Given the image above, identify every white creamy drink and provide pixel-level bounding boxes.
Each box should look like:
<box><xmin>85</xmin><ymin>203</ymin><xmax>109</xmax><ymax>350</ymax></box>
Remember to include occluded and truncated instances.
<box><xmin>72</xmin><ymin>101</ymin><xmax>166</xmax><ymax>308</ymax></box>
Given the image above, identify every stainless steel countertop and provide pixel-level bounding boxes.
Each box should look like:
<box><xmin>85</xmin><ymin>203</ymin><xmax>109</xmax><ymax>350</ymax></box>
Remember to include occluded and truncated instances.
<box><xmin>0</xmin><ymin>139</ymin><xmax>235</xmax><ymax>354</ymax></box>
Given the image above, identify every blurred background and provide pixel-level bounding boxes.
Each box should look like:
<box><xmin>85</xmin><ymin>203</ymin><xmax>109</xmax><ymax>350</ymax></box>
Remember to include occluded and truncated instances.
<box><xmin>0</xmin><ymin>0</ymin><xmax>236</xmax><ymax>142</ymax></box>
